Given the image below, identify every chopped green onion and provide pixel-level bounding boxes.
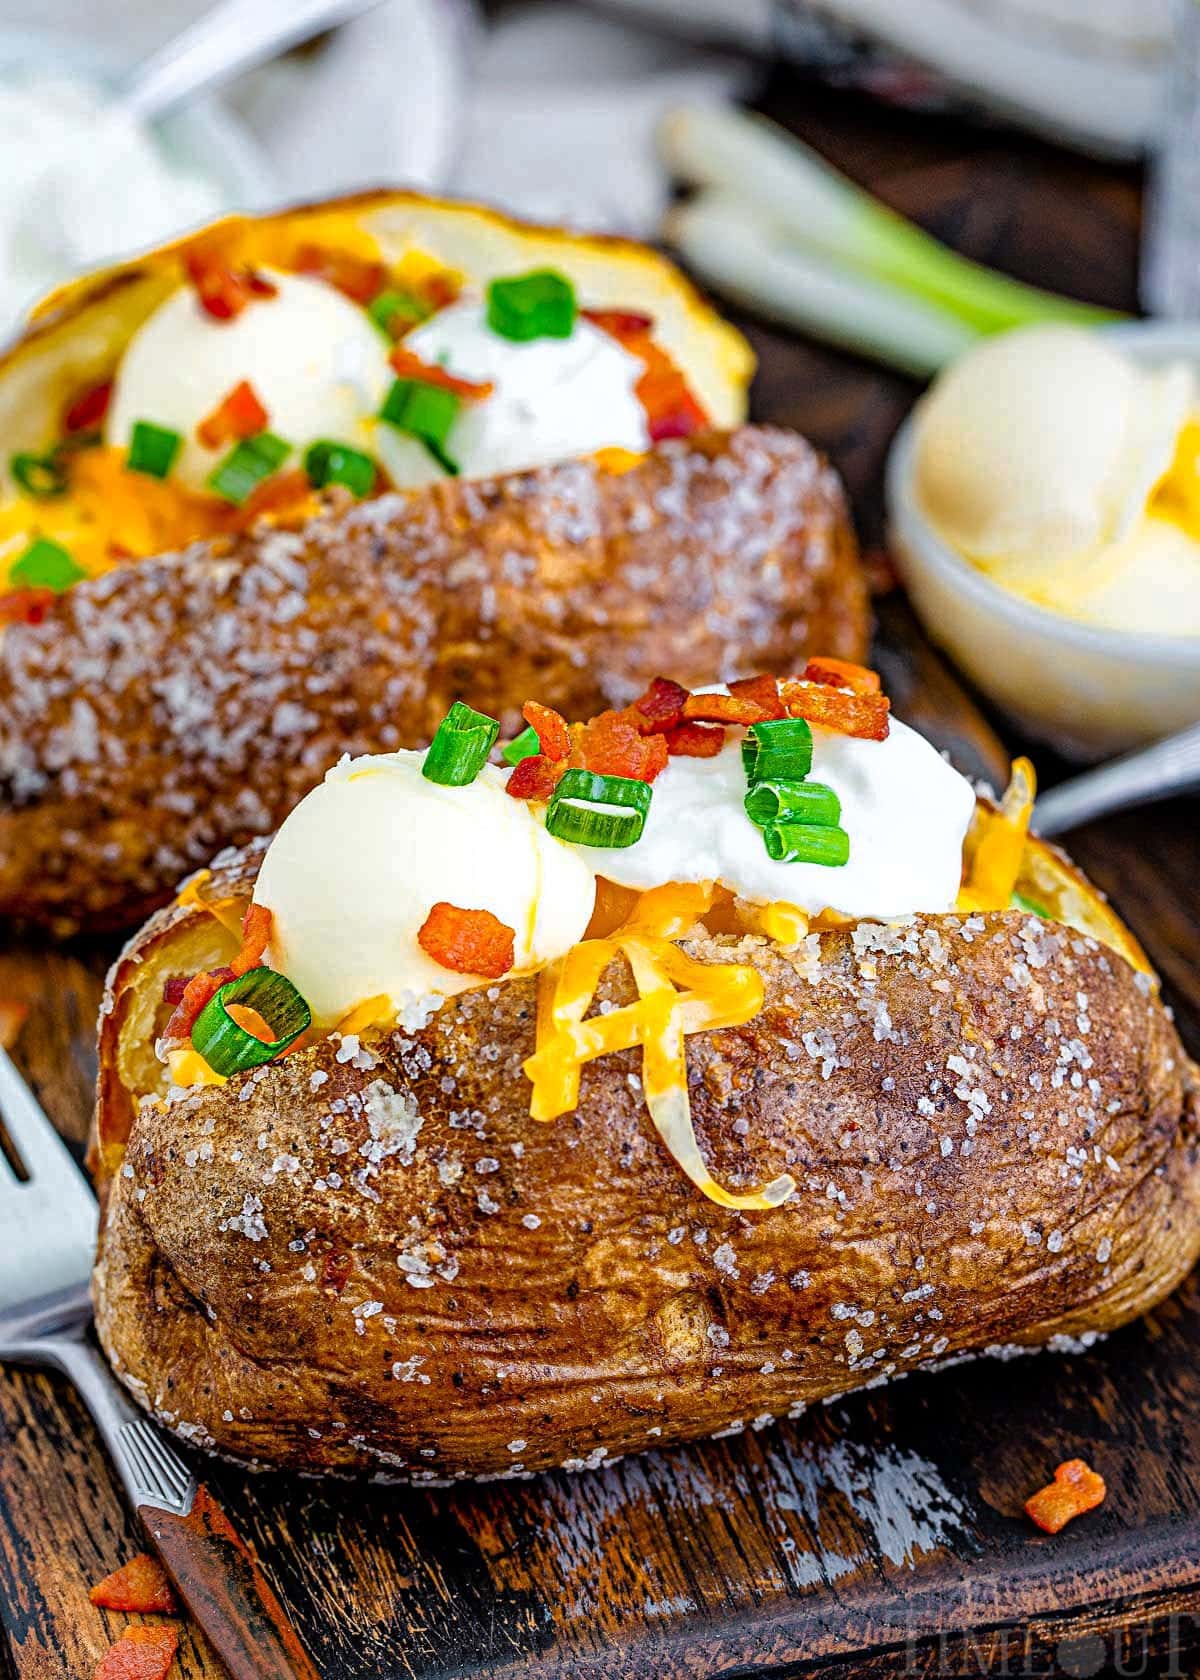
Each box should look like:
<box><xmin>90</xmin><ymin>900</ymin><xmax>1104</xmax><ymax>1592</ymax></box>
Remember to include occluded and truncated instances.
<box><xmin>763</xmin><ymin>821</ymin><xmax>850</xmax><ymax>868</ymax></box>
<box><xmin>423</xmin><ymin>701</ymin><xmax>500</xmax><ymax>786</ymax></box>
<box><xmin>546</xmin><ymin>768</ymin><xmax>651</xmax><ymax>849</ymax></box>
<box><xmin>742</xmin><ymin>718</ymin><xmax>813</xmax><ymax>785</ymax></box>
<box><xmin>191</xmin><ymin>968</ymin><xmax>311</xmax><ymax>1076</ymax></box>
<box><xmin>207</xmin><ymin>431</ymin><xmax>291</xmax><ymax>504</ymax></box>
<box><xmin>379</xmin><ymin>378</ymin><xmax>460</xmax><ymax>474</ymax></box>
<box><xmin>1010</xmin><ymin>891</ymin><xmax>1051</xmax><ymax>920</ymax></box>
<box><xmin>486</xmin><ymin>270</ymin><xmax>577</xmax><ymax>342</ymax></box>
<box><xmin>127</xmin><ymin>420</ymin><xmax>183</xmax><ymax>480</ymax></box>
<box><xmin>11</xmin><ymin>451</ymin><xmax>67</xmax><ymax>499</ymax></box>
<box><xmin>303</xmin><ymin>440</ymin><xmax>376</xmax><ymax>498</ymax></box>
<box><xmin>744</xmin><ymin>778</ymin><xmax>841</xmax><ymax>830</ymax></box>
<box><xmin>502</xmin><ymin>725</ymin><xmax>541</xmax><ymax>767</ymax></box>
<box><xmin>368</xmin><ymin>288</ymin><xmax>430</xmax><ymax>337</ymax></box>
<box><xmin>10</xmin><ymin>537</ymin><xmax>84</xmax><ymax>593</ymax></box>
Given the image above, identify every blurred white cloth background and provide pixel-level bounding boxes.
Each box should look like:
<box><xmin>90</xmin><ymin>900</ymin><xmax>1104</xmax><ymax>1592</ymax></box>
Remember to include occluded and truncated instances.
<box><xmin>1</xmin><ymin>0</ymin><xmax>748</xmax><ymax>236</ymax></box>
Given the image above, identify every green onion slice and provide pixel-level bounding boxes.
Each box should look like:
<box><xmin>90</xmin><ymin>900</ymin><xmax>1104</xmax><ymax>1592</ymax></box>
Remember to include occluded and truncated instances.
<box><xmin>10</xmin><ymin>537</ymin><xmax>84</xmax><ymax>593</ymax></box>
<box><xmin>11</xmin><ymin>451</ymin><xmax>68</xmax><ymax>499</ymax></box>
<box><xmin>191</xmin><ymin>968</ymin><xmax>311</xmax><ymax>1076</ymax></box>
<box><xmin>546</xmin><ymin>768</ymin><xmax>651</xmax><ymax>849</ymax></box>
<box><xmin>1010</xmin><ymin>891</ymin><xmax>1051</xmax><ymax>920</ymax></box>
<box><xmin>303</xmin><ymin>440</ymin><xmax>376</xmax><ymax>498</ymax></box>
<box><xmin>763</xmin><ymin>821</ymin><xmax>850</xmax><ymax>868</ymax></box>
<box><xmin>486</xmin><ymin>270</ymin><xmax>577</xmax><ymax>342</ymax></box>
<box><xmin>379</xmin><ymin>378</ymin><xmax>460</xmax><ymax>474</ymax></box>
<box><xmin>744</xmin><ymin>778</ymin><xmax>841</xmax><ymax>830</ymax></box>
<box><xmin>502</xmin><ymin>725</ymin><xmax>541</xmax><ymax>767</ymax></box>
<box><xmin>423</xmin><ymin>701</ymin><xmax>501</xmax><ymax>786</ymax></box>
<box><xmin>207</xmin><ymin>431</ymin><xmax>292</xmax><ymax>504</ymax></box>
<box><xmin>368</xmin><ymin>288</ymin><xmax>430</xmax><ymax>337</ymax></box>
<box><xmin>127</xmin><ymin>420</ymin><xmax>183</xmax><ymax>480</ymax></box>
<box><xmin>742</xmin><ymin>718</ymin><xmax>814</xmax><ymax>785</ymax></box>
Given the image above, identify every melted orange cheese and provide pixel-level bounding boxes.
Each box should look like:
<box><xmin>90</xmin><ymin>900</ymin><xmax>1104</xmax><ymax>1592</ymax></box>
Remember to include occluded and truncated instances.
<box><xmin>957</xmin><ymin>756</ymin><xmax>1036</xmax><ymax>912</ymax></box>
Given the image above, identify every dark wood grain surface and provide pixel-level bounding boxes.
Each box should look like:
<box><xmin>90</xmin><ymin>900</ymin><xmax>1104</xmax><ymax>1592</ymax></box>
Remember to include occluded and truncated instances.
<box><xmin>3</xmin><ymin>75</ymin><xmax>1200</xmax><ymax>1680</ymax></box>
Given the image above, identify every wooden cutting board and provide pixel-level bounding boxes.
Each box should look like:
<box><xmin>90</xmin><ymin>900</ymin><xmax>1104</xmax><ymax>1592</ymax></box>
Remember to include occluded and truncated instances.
<box><xmin>3</xmin><ymin>82</ymin><xmax>1200</xmax><ymax>1680</ymax></box>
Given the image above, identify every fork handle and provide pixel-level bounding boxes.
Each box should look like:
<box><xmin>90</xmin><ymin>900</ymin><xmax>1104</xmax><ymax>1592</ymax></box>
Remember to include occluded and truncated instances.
<box><xmin>141</xmin><ymin>1488</ymin><xmax>321</xmax><ymax>1680</ymax></box>
<box><xmin>46</xmin><ymin>1336</ymin><xmax>320</xmax><ymax>1680</ymax></box>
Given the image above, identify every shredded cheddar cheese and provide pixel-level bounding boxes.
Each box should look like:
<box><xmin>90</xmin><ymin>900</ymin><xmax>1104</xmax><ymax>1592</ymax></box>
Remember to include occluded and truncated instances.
<box><xmin>957</xmin><ymin>757</ymin><xmax>1036</xmax><ymax>913</ymax></box>
<box><xmin>524</xmin><ymin>882</ymin><xmax>795</xmax><ymax>1211</ymax></box>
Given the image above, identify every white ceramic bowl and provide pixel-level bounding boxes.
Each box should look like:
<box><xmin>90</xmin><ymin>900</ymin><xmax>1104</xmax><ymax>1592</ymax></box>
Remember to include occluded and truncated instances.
<box><xmin>886</xmin><ymin>322</ymin><xmax>1200</xmax><ymax>761</ymax></box>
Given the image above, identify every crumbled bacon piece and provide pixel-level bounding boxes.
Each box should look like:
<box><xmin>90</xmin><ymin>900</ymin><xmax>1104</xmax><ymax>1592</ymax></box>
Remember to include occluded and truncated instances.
<box><xmin>293</xmin><ymin>243</ymin><xmax>387</xmax><ymax>305</ymax></box>
<box><xmin>1025</xmin><ymin>1459</ymin><xmax>1107</xmax><ymax>1534</ymax></box>
<box><xmin>388</xmin><ymin>346</ymin><xmax>494</xmax><ymax>399</ymax></box>
<box><xmin>631</xmin><ymin>675</ymin><xmax>688</xmax><ymax>732</ymax></box>
<box><xmin>197</xmin><ymin>380</ymin><xmax>269</xmax><ymax>450</ymax></box>
<box><xmin>522</xmin><ymin>700</ymin><xmax>571</xmax><ymax>762</ymax></box>
<box><xmin>779</xmin><ymin>679</ymin><xmax>890</xmax><ymax>741</ymax></box>
<box><xmin>418</xmin><ymin>903</ymin><xmax>515</xmax><ymax>979</ymax></box>
<box><xmin>161</xmin><ymin>976</ymin><xmax>187</xmax><ymax>1007</ymax></box>
<box><xmin>802</xmin><ymin>656</ymin><xmax>881</xmax><ymax>696</ymax></box>
<box><xmin>727</xmin><ymin>673</ymin><xmax>786</xmax><ymax>718</ymax></box>
<box><xmin>162</xmin><ymin>967</ymin><xmax>231</xmax><ymax>1044</ymax></box>
<box><xmin>506</xmin><ymin>753</ymin><xmax>564</xmax><ymax>802</ymax></box>
<box><xmin>90</xmin><ymin>1553</ymin><xmax>178</xmax><ymax>1614</ymax></box>
<box><xmin>585</xmin><ymin>310</ymin><xmax>709</xmax><ymax>442</ymax></box>
<box><xmin>579</xmin><ymin>709</ymin><xmax>668</xmax><ymax>782</ymax></box>
<box><xmin>231</xmin><ymin>902</ymin><xmax>272</xmax><ymax>976</ymax></box>
<box><xmin>64</xmin><ymin>380</ymin><xmax>112</xmax><ymax>434</ymax></box>
<box><xmin>184</xmin><ymin>248</ymin><xmax>278</xmax><ymax>321</ymax></box>
<box><xmin>0</xmin><ymin>588</ymin><xmax>56</xmax><ymax>627</ymax></box>
<box><xmin>664</xmin><ymin>721</ymin><xmax>725</xmax><ymax>758</ymax></box>
<box><xmin>94</xmin><ymin>1624</ymin><xmax>179</xmax><ymax>1680</ymax></box>
<box><xmin>681</xmin><ymin>690</ymin><xmax>779</xmax><ymax>727</ymax></box>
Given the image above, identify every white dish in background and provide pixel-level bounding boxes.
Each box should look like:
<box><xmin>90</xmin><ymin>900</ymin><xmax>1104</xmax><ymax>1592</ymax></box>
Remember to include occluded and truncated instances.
<box><xmin>0</xmin><ymin>28</ymin><xmax>277</xmax><ymax>334</ymax></box>
<box><xmin>886</xmin><ymin>322</ymin><xmax>1200</xmax><ymax>762</ymax></box>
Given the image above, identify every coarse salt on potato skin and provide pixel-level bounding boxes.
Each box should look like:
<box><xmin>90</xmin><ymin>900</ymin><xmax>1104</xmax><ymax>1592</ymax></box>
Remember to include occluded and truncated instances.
<box><xmin>91</xmin><ymin>841</ymin><xmax>1200</xmax><ymax>1480</ymax></box>
<box><xmin>0</xmin><ymin>426</ymin><xmax>865</xmax><ymax>936</ymax></box>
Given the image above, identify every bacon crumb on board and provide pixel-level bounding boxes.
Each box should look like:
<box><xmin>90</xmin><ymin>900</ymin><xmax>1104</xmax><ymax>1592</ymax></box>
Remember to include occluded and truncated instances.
<box><xmin>1025</xmin><ymin>1459</ymin><xmax>1107</xmax><ymax>1534</ymax></box>
<box><xmin>93</xmin><ymin>1623</ymin><xmax>179</xmax><ymax>1680</ymax></box>
<box><xmin>90</xmin><ymin>1553</ymin><xmax>178</xmax><ymax>1614</ymax></box>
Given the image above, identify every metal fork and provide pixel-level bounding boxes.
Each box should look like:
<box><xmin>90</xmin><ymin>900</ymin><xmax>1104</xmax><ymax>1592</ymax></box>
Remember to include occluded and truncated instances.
<box><xmin>0</xmin><ymin>1047</ymin><xmax>320</xmax><ymax>1680</ymax></box>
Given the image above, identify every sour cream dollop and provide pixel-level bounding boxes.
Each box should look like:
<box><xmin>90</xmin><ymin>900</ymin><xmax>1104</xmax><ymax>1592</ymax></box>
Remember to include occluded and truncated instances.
<box><xmin>252</xmin><ymin>751</ymin><xmax>596</xmax><ymax>1027</ymax></box>
<box><xmin>372</xmin><ymin>298</ymin><xmax>649</xmax><ymax>486</ymax></box>
<box><xmin>107</xmin><ymin>269</ymin><xmax>392</xmax><ymax>494</ymax></box>
<box><xmin>580</xmin><ymin>721</ymin><xmax>976</xmax><ymax>921</ymax></box>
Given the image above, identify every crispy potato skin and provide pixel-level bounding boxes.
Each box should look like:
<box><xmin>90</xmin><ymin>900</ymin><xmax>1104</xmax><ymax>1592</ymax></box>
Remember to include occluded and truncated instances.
<box><xmin>93</xmin><ymin>848</ymin><xmax>1200</xmax><ymax>1479</ymax></box>
<box><xmin>0</xmin><ymin>427</ymin><xmax>864</xmax><ymax>934</ymax></box>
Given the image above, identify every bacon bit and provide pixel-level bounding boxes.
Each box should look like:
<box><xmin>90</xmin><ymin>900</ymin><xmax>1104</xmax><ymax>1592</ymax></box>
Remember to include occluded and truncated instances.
<box><xmin>234</xmin><ymin>467</ymin><xmax>317</xmax><ymax>527</ymax></box>
<box><xmin>161</xmin><ymin>976</ymin><xmax>187</xmax><ymax>1007</ymax></box>
<box><xmin>293</xmin><ymin>243</ymin><xmax>387</xmax><ymax>306</ymax></box>
<box><xmin>585</xmin><ymin>310</ymin><xmax>709</xmax><ymax>442</ymax></box>
<box><xmin>779</xmin><ymin>679</ymin><xmax>891</xmax><ymax>741</ymax></box>
<box><xmin>185</xmin><ymin>248</ymin><xmax>278</xmax><ymax>321</ymax></box>
<box><xmin>231</xmin><ymin>902</ymin><xmax>272</xmax><ymax>976</ymax></box>
<box><xmin>90</xmin><ymin>1553</ymin><xmax>178</xmax><ymax>1614</ymax></box>
<box><xmin>162</xmin><ymin>968</ymin><xmax>229</xmax><ymax>1044</ymax></box>
<box><xmin>0</xmin><ymin>588</ymin><xmax>56</xmax><ymax>627</ymax></box>
<box><xmin>64</xmin><ymin>380</ymin><xmax>112</xmax><ymax>434</ymax></box>
<box><xmin>1025</xmin><ymin>1459</ymin><xmax>1107</xmax><ymax>1534</ymax></box>
<box><xmin>802</xmin><ymin>656</ymin><xmax>882</xmax><ymax>696</ymax></box>
<box><xmin>728</xmin><ymin>673</ymin><xmax>786</xmax><ymax>718</ymax></box>
<box><xmin>388</xmin><ymin>345</ymin><xmax>494</xmax><ymax>400</ymax></box>
<box><xmin>631</xmin><ymin>675</ymin><xmax>688</xmax><ymax>732</ymax></box>
<box><xmin>418</xmin><ymin>902</ymin><xmax>515</xmax><ymax>979</ymax></box>
<box><xmin>0</xmin><ymin>998</ymin><xmax>28</xmax><ymax>1051</ymax></box>
<box><xmin>579</xmin><ymin>709</ymin><xmax>669</xmax><ymax>783</ymax></box>
<box><xmin>522</xmin><ymin>700</ymin><xmax>571</xmax><ymax>761</ymax></box>
<box><xmin>506</xmin><ymin>753</ymin><xmax>564</xmax><ymax>802</ymax></box>
<box><xmin>94</xmin><ymin>1624</ymin><xmax>179</xmax><ymax>1680</ymax></box>
<box><xmin>665</xmin><ymin>720</ymin><xmax>726</xmax><ymax>758</ymax></box>
<box><xmin>424</xmin><ymin>272</ymin><xmax>461</xmax><ymax>311</ymax></box>
<box><xmin>681</xmin><ymin>691</ymin><xmax>779</xmax><ymax>727</ymax></box>
<box><xmin>197</xmin><ymin>380</ymin><xmax>269</xmax><ymax>450</ymax></box>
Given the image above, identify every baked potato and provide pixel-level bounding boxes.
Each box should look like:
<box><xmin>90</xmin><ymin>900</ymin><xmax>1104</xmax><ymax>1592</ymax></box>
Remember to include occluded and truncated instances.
<box><xmin>90</xmin><ymin>665</ymin><xmax>1200</xmax><ymax>1480</ymax></box>
<box><xmin>0</xmin><ymin>189</ymin><xmax>866</xmax><ymax>932</ymax></box>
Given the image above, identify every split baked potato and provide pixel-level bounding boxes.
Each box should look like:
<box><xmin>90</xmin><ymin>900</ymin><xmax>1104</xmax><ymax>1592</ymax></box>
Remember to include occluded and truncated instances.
<box><xmin>0</xmin><ymin>190</ymin><xmax>866</xmax><ymax>932</ymax></box>
<box><xmin>91</xmin><ymin>750</ymin><xmax>1200</xmax><ymax>1480</ymax></box>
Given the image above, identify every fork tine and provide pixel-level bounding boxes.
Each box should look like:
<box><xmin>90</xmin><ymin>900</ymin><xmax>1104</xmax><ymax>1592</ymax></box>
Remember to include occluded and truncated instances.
<box><xmin>0</xmin><ymin>1047</ymin><xmax>98</xmax><ymax>1312</ymax></box>
<box><xmin>0</xmin><ymin>1047</ymin><xmax>89</xmax><ymax>1188</ymax></box>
